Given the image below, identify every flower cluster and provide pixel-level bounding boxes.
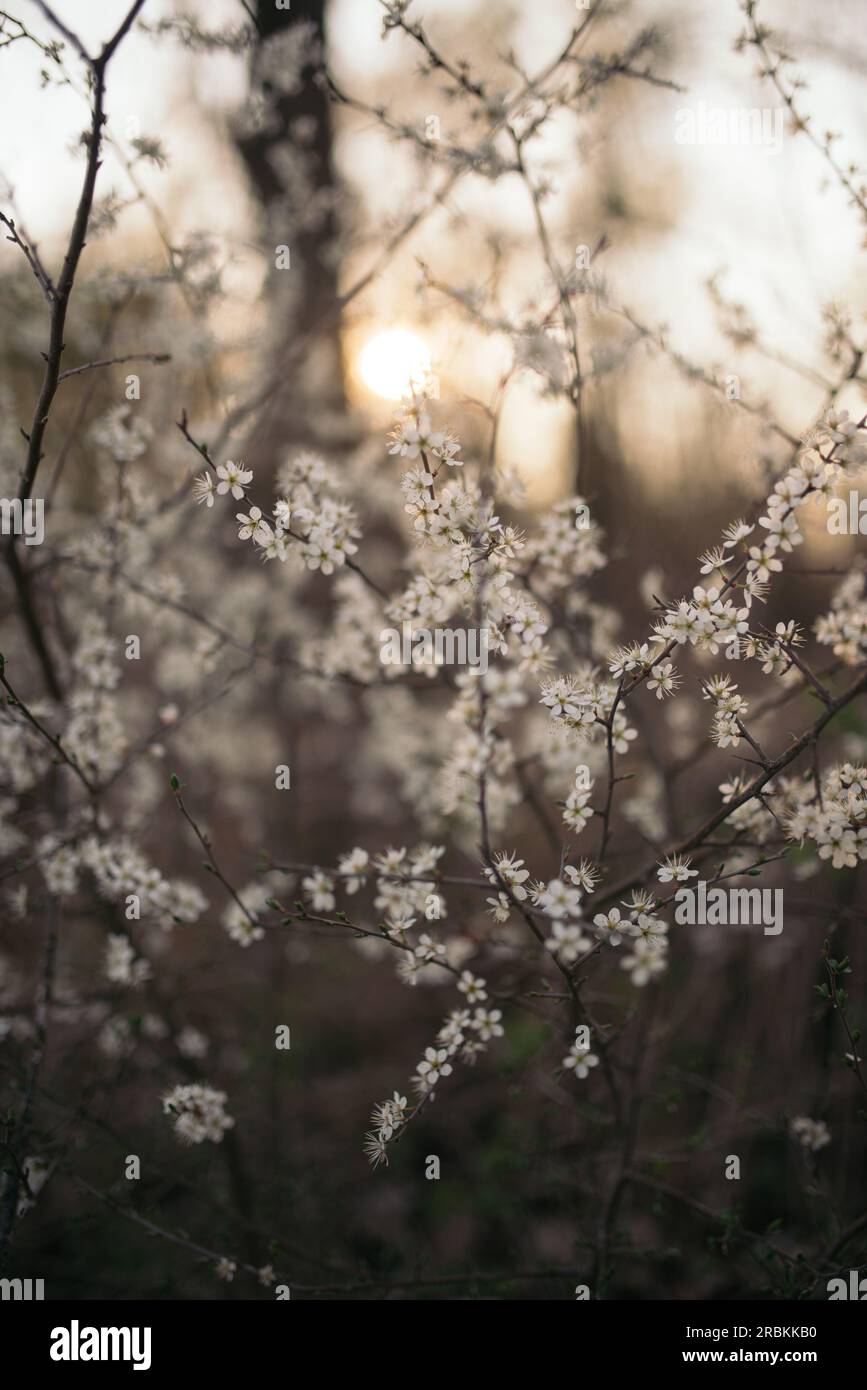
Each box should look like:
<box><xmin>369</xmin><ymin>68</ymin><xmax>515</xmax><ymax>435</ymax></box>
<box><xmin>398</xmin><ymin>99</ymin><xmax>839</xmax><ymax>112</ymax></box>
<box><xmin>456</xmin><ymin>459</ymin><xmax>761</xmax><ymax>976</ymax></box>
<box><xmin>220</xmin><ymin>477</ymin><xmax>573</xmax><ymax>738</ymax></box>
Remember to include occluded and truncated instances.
<box><xmin>790</xmin><ymin>1115</ymin><xmax>831</xmax><ymax>1152</ymax></box>
<box><xmin>221</xmin><ymin>878</ymin><xmax>278</xmax><ymax>946</ymax></box>
<box><xmin>195</xmin><ymin>450</ymin><xmax>362</xmax><ymax>573</ymax></box>
<box><xmin>162</xmin><ymin>1084</ymin><xmax>235</xmax><ymax>1145</ymax></box>
<box><xmin>815</xmin><ymin>569</ymin><xmax>867</xmax><ymax>666</ymax></box>
<box><xmin>540</xmin><ymin>674</ymin><xmax>638</xmax><ymax>755</ymax></box>
<box><xmin>363</xmin><ymin>990</ymin><xmax>504</xmax><ymax>1167</ymax></box>
<box><xmin>784</xmin><ymin>762</ymin><xmax>867</xmax><ymax>869</ymax></box>
<box><xmin>631</xmin><ymin>406</ymin><xmax>867</xmax><ymax>740</ymax></box>
<box><xmin>529</xmin><ymin>866</ymin><xmax>670</xmax><ymax>989</ymax></box>
<box><xmin>362</xmin><ymin>1091</ymin><xmax>409</xmax><ymax>1169</ymax></box>
<box><xmin>76</xmin><ymin>836</ymin><xmax>207</xmax><ymax>927</ymax></box>
<box><xmin>63</xmin><ymin>615</ymin><xmax>127</xmax><ymax>778</ymax></box>
<box><xmin>563</xmin><ymin>767</ymin><xmax>595</xmax><ymax>834</ymax></box>
<box><xmin>702</xmin><ymin>674</ymin><xmax>750</xmax><ymax>750</ymax></box>
<box><xmin>104</xmin><ymin>933</ymin><xmax>151</xmax><ymax>988</ymax></box>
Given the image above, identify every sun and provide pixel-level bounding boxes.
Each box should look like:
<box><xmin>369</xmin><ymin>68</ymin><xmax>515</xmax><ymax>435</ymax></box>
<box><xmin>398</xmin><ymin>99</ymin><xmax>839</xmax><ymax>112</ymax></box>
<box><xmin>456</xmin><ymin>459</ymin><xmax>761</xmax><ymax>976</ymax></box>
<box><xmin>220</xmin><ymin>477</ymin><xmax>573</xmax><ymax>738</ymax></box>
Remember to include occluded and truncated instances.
<box><xmin>358</xmin><ymin>328</ymin><xmax>432</xmax><ymax>401</ymax></box>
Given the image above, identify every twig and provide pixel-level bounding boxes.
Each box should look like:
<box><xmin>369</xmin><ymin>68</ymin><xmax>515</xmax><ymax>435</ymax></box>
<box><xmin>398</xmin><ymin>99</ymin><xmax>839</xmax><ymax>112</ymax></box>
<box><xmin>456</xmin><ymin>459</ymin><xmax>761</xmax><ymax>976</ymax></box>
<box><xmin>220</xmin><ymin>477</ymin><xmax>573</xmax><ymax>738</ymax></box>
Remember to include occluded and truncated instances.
<box><xmin>0</xmin><ymin>655</ymin><xmax>96</xmax><ymax>795</ymax></box>
<box><xmin>0</xmin><ymin>212</ymin><xmax>55</xmax><ymax>301</ymax></box>
<box><xmin>58</xmin><ymin>351</ymin><xmax>170</xmax><ymax>382</ymax></box>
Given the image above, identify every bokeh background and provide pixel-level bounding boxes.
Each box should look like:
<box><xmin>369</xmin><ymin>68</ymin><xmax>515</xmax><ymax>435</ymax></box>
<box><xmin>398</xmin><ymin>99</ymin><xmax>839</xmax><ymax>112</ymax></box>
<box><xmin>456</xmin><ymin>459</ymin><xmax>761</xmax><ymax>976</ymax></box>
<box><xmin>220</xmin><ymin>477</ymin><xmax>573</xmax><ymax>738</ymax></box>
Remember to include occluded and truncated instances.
<box><xmin>1</xmin><ymin>0</ymin><xmax>866</xmax><ymax>1299</ymax></box>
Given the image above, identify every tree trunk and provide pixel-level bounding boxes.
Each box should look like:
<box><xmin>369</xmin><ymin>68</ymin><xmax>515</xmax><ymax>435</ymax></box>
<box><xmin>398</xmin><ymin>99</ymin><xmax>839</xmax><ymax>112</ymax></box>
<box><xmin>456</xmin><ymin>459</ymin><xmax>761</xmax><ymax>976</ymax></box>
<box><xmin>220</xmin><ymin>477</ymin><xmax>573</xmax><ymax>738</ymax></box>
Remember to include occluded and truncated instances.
<box><xmin>236</xmin><ymin>0</ymin><xmax>348</xmax><ymax>464</ymax></box>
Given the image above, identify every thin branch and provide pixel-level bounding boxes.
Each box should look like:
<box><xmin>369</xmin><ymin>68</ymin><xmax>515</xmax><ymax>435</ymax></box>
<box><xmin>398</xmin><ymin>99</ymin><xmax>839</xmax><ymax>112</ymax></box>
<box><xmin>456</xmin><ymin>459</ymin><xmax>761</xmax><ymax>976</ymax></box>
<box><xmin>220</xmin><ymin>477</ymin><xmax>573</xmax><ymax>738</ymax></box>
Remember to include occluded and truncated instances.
<box><xmin>0</xmin><ymin>656</ymin><xmax>97</xmax><ymax>795</ymax></box>
<box><xmin>0</xmin><ymin>212</ymin><xmax>55</xmax><ymax>301</ymax></box>
<box><xmin>6</xmin><ymin>0</ymin><xmax>146</xmax><ymax>697</ymax></box>
<box><xmin>172</xmin><ymin>783</ymin><xmax>259</xmax><ymax>928</ymax></box>
<box><xmin>58</xmin><ymin>351</ymin><xmax>170</xmax><ymax>382</ymax></box>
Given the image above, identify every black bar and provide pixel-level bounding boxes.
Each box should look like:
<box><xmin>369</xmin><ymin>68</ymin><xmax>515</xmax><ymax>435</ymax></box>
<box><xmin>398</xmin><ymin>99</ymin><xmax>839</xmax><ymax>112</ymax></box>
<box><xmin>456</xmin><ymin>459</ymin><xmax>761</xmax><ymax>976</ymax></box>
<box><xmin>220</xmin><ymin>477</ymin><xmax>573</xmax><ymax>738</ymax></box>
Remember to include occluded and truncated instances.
<box><xmin>2</xmin><ymin>1297</ymin><xmax>863</xmax><ymax>1375</ymax></box>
